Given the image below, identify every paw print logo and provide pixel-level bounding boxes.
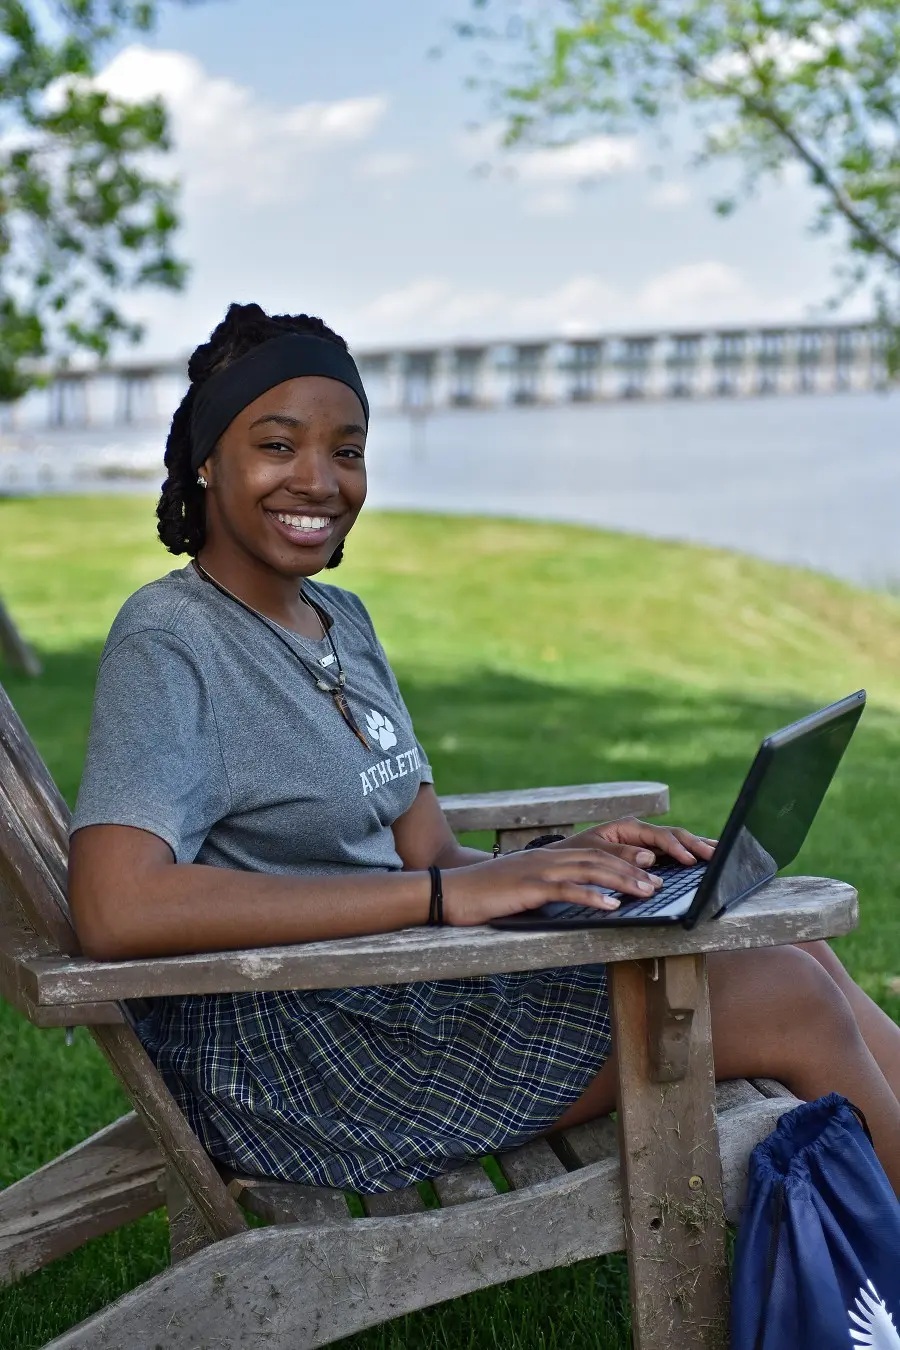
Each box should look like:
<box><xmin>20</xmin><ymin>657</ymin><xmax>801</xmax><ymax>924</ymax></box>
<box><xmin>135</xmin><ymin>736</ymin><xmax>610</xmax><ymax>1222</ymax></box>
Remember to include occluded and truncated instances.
<box><xmin>365</xmin><ymin>709</ymin><xmax>397</xmax><ymax>751</ymax></box>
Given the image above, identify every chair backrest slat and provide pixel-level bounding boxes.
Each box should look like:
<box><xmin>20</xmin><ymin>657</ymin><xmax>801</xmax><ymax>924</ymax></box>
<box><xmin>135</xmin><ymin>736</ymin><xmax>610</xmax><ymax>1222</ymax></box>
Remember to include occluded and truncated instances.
<box><xmin>0</xmin><ymin>775</ymin><xmax>77</xmax><ymax>952</ymax></box>
<box><xmin>0</xmin><ymin>684</ymin><xmax>70</xmax><ymax>851</ymax></box>
<box><xmin>0</xmin><ymin>685</ymin><xmax>73</xmax><ymax>943</ymax></box>
<box><xmin>0</xmin><ymin>679</ymin><xmax>247</xmax><ymax>1244</ymax></box>
<box><xmin>0</xmin><ymin>783</ymin><xmax>78</xmax><ymax>950</ymax></box>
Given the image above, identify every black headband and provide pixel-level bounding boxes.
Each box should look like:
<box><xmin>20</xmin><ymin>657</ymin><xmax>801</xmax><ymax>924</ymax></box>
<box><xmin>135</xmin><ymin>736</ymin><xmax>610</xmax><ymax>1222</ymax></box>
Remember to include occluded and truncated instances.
<box><xmin>189</xmin><ymin>333</ymin><xmax>369</xmax><ymax>471</ymax></box>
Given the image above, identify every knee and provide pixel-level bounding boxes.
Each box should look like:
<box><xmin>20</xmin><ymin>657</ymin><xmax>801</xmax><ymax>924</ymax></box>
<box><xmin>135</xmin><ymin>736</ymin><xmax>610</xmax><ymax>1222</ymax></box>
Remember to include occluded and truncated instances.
<box><xmin>710</xmin><ymin>945</ymin><xmax>859</xmax><ymax>1051</ymax></box>
<box><xmin>795</xmin><ymin>938</ymin><xmax>839</xmax><ymax>971</ymax></box>
<box><xmin>783</xmin><ymin>947</ymin><xmax>857</xmax><ymax>1042</ymax></box>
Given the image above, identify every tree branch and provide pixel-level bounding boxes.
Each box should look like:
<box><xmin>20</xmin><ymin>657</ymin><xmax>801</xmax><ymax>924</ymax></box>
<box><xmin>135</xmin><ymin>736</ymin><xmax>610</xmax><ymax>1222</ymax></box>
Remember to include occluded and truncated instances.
<box><xmin>678</xmin><ymin>53</ymin><xmax>900</xmax><ymax>270</ymax></box>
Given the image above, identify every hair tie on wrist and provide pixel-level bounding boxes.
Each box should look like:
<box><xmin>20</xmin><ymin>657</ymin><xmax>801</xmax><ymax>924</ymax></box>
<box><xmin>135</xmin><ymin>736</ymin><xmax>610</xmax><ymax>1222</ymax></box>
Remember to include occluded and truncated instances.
<box><xmin>427</xmin><ymin>865</ymin><xmax>444</xmax><ymax>925</ymax></box>
<box><xmin>523</xmin><ymin>834</ymin><xmax>567</xmax><ymax>850</ymax></box>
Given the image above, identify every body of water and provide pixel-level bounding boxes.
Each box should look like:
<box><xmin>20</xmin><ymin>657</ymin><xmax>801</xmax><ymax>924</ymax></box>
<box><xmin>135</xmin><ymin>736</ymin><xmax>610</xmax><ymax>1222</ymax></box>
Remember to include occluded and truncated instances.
<box><xmin>1</xmin><ymin>391</ymin><xmax>896</xmax><ymax>588</ymax></box>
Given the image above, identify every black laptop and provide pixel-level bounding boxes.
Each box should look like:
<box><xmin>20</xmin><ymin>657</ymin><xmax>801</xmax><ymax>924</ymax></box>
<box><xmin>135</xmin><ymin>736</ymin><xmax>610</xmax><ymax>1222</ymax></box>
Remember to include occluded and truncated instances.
<box><xmin>491</xmin><ymin>690</ymin><xmax>865</xmax><ymax>933</ymax></box>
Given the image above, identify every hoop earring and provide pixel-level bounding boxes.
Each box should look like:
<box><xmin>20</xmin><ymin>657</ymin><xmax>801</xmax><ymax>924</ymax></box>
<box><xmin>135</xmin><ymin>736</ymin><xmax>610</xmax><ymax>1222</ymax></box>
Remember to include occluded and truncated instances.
<box><xmin>197</xmin><ymin>474</ymin><xmax>207</xmax><ymax>489</ymax></box>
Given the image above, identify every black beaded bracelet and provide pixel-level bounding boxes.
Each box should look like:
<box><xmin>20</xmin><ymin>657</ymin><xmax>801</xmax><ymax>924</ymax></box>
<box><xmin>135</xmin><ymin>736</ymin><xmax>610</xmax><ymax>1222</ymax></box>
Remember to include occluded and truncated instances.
<box><xmin>427</xmin><ymin>864</ymin><xmax>444</xmax><ymax>925</ymax></box>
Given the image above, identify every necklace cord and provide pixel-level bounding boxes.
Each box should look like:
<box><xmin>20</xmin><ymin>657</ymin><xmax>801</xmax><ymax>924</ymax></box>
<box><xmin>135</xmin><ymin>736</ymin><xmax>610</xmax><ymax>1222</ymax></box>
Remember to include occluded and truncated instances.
<box><xmin>192</xmin><ymin>560</ymin><xmax>371</xmax><ymax>751</ymax></box>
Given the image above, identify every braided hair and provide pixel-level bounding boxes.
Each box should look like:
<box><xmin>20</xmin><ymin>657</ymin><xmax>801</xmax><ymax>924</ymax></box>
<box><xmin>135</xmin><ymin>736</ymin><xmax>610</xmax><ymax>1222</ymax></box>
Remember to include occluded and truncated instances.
<box><xmin>156</xmin><ymin>302</ymin><xmax>352</xmax><ymax>565</ymax></box>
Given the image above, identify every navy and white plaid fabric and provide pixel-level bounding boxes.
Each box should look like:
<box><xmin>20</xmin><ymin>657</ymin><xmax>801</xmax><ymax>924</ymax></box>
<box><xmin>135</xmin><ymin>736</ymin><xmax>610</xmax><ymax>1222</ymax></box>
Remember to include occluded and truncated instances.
<box><xmin>137</xmin><ymin>964</ymin><xmax>612</xmax><ymax>1193</ymax></box>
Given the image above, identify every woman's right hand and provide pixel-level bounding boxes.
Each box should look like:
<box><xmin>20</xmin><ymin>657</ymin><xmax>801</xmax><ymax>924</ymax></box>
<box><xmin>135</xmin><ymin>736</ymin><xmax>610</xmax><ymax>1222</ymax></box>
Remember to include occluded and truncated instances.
<box><xmin>441</xmin><ymin>846</ymin><xmax>663</xmax><ymax>926</ymax></box>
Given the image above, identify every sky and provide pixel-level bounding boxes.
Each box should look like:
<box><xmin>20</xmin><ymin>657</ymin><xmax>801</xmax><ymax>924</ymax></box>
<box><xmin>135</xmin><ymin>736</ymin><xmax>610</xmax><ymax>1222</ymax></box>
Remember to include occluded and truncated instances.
<box><xmin>96</xmin><ymin>0</ymin><xmax>871</xmax><ymax>359</ymax></box>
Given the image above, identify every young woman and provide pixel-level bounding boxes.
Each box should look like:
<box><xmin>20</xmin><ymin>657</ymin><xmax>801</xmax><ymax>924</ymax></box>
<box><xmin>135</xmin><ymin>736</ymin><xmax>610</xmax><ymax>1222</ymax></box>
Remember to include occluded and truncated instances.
<box><xmin>68</xmin><ymin>303</ymin><xmax>900</xmax><ymax>1195</ymax></box>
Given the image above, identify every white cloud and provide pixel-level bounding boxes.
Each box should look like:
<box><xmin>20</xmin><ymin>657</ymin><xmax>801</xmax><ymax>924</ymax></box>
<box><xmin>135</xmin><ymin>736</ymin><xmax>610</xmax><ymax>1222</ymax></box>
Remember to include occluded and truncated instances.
<box><xmin>515</xmin><ymin>135</ymin><xmax>641</xmax><ymax>184</ymax></box>
<box><xmin>455</xmin><ymin>123</ymin><xmax>640</xmax><ymax>214</ymax></box>
<box><xmin>361</xmin><ymin>279</ymin><xmax>454</xmax><ymax>325</ymax></box>
<box><xmin>346</xmin><ymin>261</ymin><xmax>810</xmax><ymax>346</ymax></box>
<box><xmin>94</xmin><ymin>45</ymin><xmax>387</xmax><ymax>205</ymax></box>
<box><xmin>509</xmin><ymin>261</ymin><xmax>806</xmax><ymax>333</ymax></box>
<box><xmin>509</xmin><ymin>275</ymin><xmax>620</xmax><ymax>335</ymax></box>
<box><xmin>357</xmin><ymin>278</ymin><xmax>502</xmax><ymax>332</ymax></box>
<box><xmin>635</xmin><ymin>261</ymin><xmax>764</xmax><ymax>323</ymax></box>
<box><xmin>649</xmin><ymin>181</ymin><xmax>692</xmax><ymax>209</ymax></box>
<box><xmin>359</xmin><ymin>150</ymin><xmax>418</xmax><ymax>180</ymax></box>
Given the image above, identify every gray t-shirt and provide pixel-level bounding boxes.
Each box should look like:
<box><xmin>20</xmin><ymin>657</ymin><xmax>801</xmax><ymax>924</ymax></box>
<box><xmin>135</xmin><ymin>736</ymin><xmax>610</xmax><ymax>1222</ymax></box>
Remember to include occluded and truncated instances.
<box><xmin>73</xmin><ymin>563</ymin><xmax>433</xmax><ymax>876</ymax></box>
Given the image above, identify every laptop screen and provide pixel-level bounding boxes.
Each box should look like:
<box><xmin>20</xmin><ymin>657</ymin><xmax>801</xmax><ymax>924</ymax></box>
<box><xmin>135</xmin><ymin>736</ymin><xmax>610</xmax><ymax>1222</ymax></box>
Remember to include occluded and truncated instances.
<box><xmin>701</xmin><ymin>698</ymin><xmax>864</xmax><ymax>922</ymax></box>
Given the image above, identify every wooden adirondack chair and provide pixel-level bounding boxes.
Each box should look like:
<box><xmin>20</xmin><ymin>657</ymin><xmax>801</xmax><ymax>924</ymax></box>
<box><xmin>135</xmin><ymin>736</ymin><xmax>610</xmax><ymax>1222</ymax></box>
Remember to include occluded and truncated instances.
<box><xmin>0</xmin><ymin>679</ymin><xmax>858</xmax><ymax>1350</ymax></box>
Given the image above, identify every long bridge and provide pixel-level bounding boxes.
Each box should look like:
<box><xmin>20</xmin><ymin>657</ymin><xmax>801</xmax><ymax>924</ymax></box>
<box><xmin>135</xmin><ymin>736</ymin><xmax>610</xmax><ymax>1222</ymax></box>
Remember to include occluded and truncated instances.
<box><xmin>0</xmin><ymin>319</ymin><xmax>890</xmax><ymax>432</ymax></box>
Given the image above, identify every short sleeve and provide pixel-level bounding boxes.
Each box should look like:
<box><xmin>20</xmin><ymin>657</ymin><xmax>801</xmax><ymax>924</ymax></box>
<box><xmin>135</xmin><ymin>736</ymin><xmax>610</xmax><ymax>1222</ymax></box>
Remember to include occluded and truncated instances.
<box><xmin>72</xmin><ymin>629</ymin><xmax>231</xmax><ymax>863</ymax></box>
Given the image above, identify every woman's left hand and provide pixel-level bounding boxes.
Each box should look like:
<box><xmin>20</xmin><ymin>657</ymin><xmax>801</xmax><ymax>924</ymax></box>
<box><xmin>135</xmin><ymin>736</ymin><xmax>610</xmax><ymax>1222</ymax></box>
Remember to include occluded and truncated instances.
<box><xmin>551</xmin><ymin>816</ymin><xmax>717</xmax><ymax>869</ymax></box>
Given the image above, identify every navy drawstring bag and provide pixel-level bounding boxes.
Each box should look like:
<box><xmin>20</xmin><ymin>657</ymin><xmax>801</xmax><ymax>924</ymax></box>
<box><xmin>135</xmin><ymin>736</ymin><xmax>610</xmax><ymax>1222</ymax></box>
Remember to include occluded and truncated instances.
<box><xmin>731</xmin><ymin>1093</ymin><xmax>900</xmax><ymax>1350</ymax></box>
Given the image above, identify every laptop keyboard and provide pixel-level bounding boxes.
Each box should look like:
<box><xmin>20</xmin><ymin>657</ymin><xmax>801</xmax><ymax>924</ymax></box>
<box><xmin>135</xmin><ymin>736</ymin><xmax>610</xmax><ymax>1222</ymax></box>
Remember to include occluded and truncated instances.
<box><xmin>538</xmin><ymin>861</ymin><xmax>708</xmax><ymax>922</ymax></box>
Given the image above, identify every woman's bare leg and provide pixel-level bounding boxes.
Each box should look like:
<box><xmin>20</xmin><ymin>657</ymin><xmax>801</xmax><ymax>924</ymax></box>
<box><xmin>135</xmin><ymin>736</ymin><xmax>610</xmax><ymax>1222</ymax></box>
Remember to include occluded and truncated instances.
<box><xmin>797</xmin><ymin>939</ymin><xmax>900</xmax><ymax>1098</ymax></box>
<box><xmin>549</xmin><ymin>945</ymin><xmax>900</xmax><ymax>1192</ymax></box>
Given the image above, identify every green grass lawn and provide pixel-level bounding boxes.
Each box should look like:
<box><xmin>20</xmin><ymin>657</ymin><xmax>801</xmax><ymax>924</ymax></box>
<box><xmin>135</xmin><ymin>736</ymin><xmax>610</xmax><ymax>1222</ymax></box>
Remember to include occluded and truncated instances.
<box><xmin>2</xmin><ymin>494</ymin><xmax>900</xmax><ymax>1349</ymax></box>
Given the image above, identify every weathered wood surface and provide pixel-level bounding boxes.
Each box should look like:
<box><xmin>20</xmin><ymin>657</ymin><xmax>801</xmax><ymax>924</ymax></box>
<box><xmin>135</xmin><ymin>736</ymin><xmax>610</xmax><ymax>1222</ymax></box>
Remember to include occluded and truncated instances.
<box><xmin>714</xmin><ymin>1078</ymin><xmax>765</xmax><ymax>1112</ymax></box>
<box><xmin>226</xmin><ymin>1176</ymin><xmax>351</xmax><ymax>1226</ymax></box>
<box><xmin>0</xmin><ymin>835</ymin><xmax>244</xmax><ymax>1241</ymax></box>
<box><xmin>362</xmin><ymin>1186</ymin><xmax>427</xmax><ymax>1217</ymax></box>
<box><xmin>0</xmin><ymin>691</ymin><xmax>72</xmax><ymax>942</ymax></box>
<box><xmin>93</xmin><ymin>1024</ymin><xmax>247</xmax><ymax>1246</ymax></box>
<box><xmin>43</xmin><ymin>1093</ymin><xmax>795</xmax><ymax>1350</ymax></box>
<box><xmin>0</xmin><ymin>684</ymin><xmax>69</xmax><ymax>853</ymax></box>
<box><xmin>0</xmin><ymin>920</ymin><xmax>123</xmax><ymax>1026</ymax></box>
<box><xmin>0</xmin><ymin>682</ymin><xmax>248</xmax><ymax>1248</ymax></box>
<box><xmin>432</xmin><ymin>1161</ymin><xmax>497</xmax><ymax>1207</ymax></box>
<box><xmin>0</xmin><ymin>913</ymin><xmax>242</xmax><ymax>1243</ymax></box>
<box><xmin>23</xmin><ymin>878</ymin><xmax>857</xmax><ymax>1011</ymax></box>
<box><xmin>551</xmin><ymin>1080</ymin><xmax>773</xmax><ymax>1225</ymax></box>
<box><xmin>610</xmin><ymin>955</ymin><xmax>726</xmax><ymax>1350</ymax></box>
<box><xmin>1</xmin><ymin>1079</ymin><xmax>772</xmax><ymax>1283</ymax></box>
<box><xmin>438</xmin><ymin>781</ymin><xmax>668</xmax><ymax>833</ymax></box>
<box><xmin>0</xmin><ymin>1112</ymin><xmax>164</xmax><ymax>1286</ymax></box>
<box><xmin>498</xmin><ymin>1138</ymin><xmax>567</xmax><ymax>1189</ymax></box>
<box><xmin>0</xmin><ymin>684</ymin><xmax>121</xmax><ymax>1020</ymax></box>
<box><xmin>646</xmin><ymin>953</ymin><xmax>702</xmax><ymax>1083</ymax></box>
<box><xmin>0</xmin><ymin>599</ymin><xmax>41</xmax><ymax>678</ymax></box>
<box><xmin>0</xmin><ymin>777</ymin><xmax>76</xmax><ymax>956</ymax></box>
<box><xmin>167</xmin><ymin>1170</ymin><xmax>217</xmax><ymax>1264</ymax></box>
<box><xmin>752</xmin><ymin>1078</ymin><xmax>798</xmax><ymax>1100</ymax></box>
<box><xmin>552</xmin><ymin>1116</ymin><xmax>619</xmax><ymax>1168</ymax></box>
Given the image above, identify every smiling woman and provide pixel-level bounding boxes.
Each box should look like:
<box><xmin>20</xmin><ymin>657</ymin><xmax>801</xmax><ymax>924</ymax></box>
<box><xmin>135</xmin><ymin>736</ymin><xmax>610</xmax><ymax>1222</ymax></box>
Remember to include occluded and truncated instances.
<box><xmin>65</xmin><ymin>301</ymin><xmax>900</xmax><ymax>1198</ymax></box>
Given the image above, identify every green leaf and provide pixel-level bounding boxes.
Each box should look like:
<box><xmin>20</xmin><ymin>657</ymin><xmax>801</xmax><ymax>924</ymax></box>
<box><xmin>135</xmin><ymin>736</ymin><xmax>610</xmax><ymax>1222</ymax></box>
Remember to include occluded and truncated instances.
<box><xmin>0</xmin><ymin>0</ymin><xmax>194</xmax><ymax>385</ymax></box>
<box><xmin>464</xmin><ymin>0</ymin><xmax>900</xmax><ymax>313</ymax></box>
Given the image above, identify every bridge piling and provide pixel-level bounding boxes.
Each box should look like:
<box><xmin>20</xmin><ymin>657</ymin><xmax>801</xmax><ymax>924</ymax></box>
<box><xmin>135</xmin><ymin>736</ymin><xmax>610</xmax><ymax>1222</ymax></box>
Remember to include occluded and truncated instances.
<box><xmin>13</xmin><ymin>320</ymin><xmax>891</xmax><ymax>434</ymax></box>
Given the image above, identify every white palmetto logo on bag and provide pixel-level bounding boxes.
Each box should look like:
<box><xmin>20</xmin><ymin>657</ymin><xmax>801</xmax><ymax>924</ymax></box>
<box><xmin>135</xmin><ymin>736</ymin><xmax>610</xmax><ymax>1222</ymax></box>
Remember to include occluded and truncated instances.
<box><xmin>365</xmin><ymin>709</ymin><xmax>397</xmax><ymax>752</ymax></box>
<box><xmin>849</xmin><ymin>1280</ymin><xmax>900</xmax><ymax>1348</ymax></box>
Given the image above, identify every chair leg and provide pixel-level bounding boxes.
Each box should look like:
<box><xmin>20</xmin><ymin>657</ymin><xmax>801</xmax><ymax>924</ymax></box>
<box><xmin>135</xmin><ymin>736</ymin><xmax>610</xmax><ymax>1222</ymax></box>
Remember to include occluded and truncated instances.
<box><xmin>608</xmin><ymin>954</ymin><xmax>728</xmax><ymax>1350</ymax></box>
<box><xmin>166</xmin><ymin>1169</ymin><xmax>218</xmax><ymax>1264</ymax></box>
<box><xmin>0</xmin><ymin>1112</ymin><xmax>164</xmax><ymax>1286</ymax></box>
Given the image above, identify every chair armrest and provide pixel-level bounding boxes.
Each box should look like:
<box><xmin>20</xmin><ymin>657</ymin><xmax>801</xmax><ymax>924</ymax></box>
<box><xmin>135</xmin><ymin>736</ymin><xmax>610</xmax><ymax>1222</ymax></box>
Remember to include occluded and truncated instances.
<box><xmin>438</xmin><ymin>781</ymin><xmax>669</xmax><ymax>834</ymax></box>
<box><xmin>17</xmin><ymin>876</ymin><xmax>857</xmax><ymax>1014</ymax></box>
<box><xmin>0</xmin><ymin>920</ymin><xmax>123</xmax><ymax>1026</ymax></box>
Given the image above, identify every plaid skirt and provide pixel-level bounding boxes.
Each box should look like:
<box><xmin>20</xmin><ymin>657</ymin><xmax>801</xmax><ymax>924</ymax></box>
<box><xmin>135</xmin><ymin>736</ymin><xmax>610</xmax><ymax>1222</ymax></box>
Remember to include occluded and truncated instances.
<box><xmin>136</xmin><ymin>965</ymin><xmax>612</xmax><ymax>1193</ymax></box>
